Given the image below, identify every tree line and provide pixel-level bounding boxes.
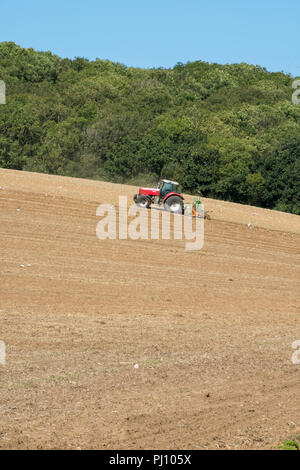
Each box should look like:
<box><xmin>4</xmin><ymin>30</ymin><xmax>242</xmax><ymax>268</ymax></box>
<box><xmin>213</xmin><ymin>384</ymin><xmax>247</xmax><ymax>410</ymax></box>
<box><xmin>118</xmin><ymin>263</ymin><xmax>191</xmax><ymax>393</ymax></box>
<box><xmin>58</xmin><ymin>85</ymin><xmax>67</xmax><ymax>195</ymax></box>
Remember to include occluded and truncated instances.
<box><xmin>0</xmin><ymin>42</ymin><xmax>299</xmax><ymax>214</ymax></box>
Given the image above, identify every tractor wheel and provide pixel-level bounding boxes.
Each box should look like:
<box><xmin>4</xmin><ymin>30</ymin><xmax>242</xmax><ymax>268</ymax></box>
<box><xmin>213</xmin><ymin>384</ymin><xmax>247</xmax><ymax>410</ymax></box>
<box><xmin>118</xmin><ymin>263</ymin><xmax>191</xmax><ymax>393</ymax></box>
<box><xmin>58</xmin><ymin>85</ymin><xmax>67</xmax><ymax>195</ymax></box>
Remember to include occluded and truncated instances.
<box><xmin>136</xmin><ymin>194</ymin><xmax>151</xmax><ymax>209</ymax></box>
<box><xmin>164</xmin><ymin>195</ymin><xmax>183</xmax><ymax>214</ymax></box>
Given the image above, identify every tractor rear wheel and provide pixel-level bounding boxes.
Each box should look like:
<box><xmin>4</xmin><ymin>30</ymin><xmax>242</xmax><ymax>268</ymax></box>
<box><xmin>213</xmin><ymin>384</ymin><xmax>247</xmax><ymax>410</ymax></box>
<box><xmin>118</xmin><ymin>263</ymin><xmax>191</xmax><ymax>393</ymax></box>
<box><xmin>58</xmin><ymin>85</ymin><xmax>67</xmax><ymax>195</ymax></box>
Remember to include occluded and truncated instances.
<box><xmin>164</xmin><ymin>195</ymin><xmax>183</xmax><ymax>214</ymax></box>
<box><xmin>136</xmin><ymin>194</ymin><xmax>151</xmax><ymax>209</ymax></box>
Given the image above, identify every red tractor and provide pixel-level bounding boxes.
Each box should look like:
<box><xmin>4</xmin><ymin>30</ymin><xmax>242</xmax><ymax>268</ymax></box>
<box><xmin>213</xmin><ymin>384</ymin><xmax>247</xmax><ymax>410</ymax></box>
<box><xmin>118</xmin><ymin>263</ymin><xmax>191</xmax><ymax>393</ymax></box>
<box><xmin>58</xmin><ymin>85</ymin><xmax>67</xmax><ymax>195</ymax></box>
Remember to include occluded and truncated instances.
<box><xmin>133</xmin><ymin>179</ymin><xmax>184</xmax><ymax>214</ymax></box>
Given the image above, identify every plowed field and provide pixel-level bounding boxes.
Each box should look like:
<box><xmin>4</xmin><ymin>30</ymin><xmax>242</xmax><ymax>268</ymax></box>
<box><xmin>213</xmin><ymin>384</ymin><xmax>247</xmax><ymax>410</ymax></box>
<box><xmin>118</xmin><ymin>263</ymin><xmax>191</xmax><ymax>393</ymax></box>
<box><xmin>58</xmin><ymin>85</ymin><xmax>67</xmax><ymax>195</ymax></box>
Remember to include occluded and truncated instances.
<box><xmin>0</xmin><ymin>168</ymin><xmax>299</xmax><ymax>449</ymax></box>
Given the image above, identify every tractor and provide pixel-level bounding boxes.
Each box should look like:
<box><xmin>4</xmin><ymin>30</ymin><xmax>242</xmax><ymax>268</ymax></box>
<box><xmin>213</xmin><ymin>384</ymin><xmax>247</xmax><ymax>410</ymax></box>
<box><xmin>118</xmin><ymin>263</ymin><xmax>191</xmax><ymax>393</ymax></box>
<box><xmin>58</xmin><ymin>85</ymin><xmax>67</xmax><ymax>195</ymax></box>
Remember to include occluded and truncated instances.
<box><xmin>133</xmin><ymin>179</ymin><xmax>184</xmax><ymax>214</ymax></box>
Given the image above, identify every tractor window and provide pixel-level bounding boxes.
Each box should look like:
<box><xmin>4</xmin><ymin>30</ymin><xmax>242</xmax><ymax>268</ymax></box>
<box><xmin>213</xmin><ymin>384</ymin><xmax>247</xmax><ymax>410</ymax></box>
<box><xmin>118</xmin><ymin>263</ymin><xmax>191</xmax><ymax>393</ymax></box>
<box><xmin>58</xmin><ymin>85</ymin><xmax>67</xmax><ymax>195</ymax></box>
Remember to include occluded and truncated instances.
<box><xmin>160</xmin><ymin>182</ymin><xmax>173</xmax><ymax>199</ymax></box>
<box><xmin>164</xmin><ymin>183</ymin><xmax>173</xmax><ymax>192</ymax></box>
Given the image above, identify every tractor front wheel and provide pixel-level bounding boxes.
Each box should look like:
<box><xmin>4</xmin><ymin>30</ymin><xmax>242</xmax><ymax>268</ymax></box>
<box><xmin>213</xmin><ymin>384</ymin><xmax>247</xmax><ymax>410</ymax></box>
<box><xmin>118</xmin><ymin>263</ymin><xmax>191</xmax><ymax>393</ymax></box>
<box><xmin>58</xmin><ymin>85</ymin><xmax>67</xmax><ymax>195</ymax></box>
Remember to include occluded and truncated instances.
<box><xmin>164</xmin><ymin>195</ymin><xmax>183</xmax><ymax>214</ymax></box>
<box><xmin>136</xmin><ymin>194</ymin><xmax>151</xmax><ymax>209</ymax></box>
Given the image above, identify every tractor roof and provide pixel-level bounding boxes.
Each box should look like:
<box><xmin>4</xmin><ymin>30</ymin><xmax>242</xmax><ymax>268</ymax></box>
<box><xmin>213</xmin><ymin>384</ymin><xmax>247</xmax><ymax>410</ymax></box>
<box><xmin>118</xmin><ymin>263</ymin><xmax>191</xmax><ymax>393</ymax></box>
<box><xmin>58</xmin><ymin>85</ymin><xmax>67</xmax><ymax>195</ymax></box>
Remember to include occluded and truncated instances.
<box><xmin>162</xmin><ymin>179</ymin><xmax>179</xmax><ymax>185</ymax></box>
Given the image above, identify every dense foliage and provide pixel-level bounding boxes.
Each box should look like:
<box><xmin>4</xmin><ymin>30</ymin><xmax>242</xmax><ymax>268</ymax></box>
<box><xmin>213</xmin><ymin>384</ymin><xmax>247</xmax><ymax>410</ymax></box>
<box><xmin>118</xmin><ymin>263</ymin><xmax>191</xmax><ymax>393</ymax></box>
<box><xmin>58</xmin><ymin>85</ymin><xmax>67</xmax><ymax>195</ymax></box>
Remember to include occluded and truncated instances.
<box><xmin>0</xmin><ymin>42</ymin><xmax>299</xmax><ymax>214</ymax></box>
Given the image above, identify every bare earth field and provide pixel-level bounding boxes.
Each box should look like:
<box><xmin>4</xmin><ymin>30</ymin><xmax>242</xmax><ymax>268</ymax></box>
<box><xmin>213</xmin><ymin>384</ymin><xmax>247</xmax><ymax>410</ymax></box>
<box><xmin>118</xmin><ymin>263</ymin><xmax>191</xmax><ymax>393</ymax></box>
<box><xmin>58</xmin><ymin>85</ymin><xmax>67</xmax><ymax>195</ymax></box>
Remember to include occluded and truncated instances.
<box><xmin>0</xmin><ymin>168</ymin><xmax>300</xmax><ymax>450</ymax></box>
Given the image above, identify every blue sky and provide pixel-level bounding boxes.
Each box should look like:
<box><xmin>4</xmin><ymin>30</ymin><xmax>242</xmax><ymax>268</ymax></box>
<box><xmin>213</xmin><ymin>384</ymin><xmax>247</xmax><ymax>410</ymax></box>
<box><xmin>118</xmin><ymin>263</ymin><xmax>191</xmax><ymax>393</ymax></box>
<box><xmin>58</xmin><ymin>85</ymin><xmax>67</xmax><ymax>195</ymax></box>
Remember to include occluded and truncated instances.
<box><xmin>1</xmin><ymin>0</ymin><xmax>299</xmax><ymax>76</ymax></box>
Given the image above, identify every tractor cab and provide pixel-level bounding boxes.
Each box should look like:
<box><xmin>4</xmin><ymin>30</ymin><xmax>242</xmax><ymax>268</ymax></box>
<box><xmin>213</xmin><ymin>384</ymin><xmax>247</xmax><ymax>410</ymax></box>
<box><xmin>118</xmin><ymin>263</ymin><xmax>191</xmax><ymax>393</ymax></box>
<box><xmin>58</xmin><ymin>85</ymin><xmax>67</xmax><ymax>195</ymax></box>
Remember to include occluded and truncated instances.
<box><xmin>158</xmin><ymin>179</ymin><xmax>181</xmax><ymax>201</ymax></box>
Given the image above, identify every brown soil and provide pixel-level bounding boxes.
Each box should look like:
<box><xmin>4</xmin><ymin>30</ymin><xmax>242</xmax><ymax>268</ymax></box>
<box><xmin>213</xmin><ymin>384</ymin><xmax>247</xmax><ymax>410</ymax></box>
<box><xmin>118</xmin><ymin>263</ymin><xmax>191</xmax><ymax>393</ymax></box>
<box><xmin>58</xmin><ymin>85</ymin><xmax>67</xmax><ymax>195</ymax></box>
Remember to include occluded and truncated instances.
<box><xmin>0</xmin><ymin>168</ymin><xmax>300</xmax><ymax>450</ymax></box>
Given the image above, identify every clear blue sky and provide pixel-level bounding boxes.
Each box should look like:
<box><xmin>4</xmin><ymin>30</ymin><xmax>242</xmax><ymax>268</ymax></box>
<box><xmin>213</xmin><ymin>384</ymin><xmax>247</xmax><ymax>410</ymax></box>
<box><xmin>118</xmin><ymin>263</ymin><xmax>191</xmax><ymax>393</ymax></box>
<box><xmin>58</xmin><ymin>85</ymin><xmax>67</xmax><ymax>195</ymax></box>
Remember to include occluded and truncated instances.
<box><xmin>1</xmin><ymin>0</ymin><xmax>299</xmax><ymax>76</ymax></box>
